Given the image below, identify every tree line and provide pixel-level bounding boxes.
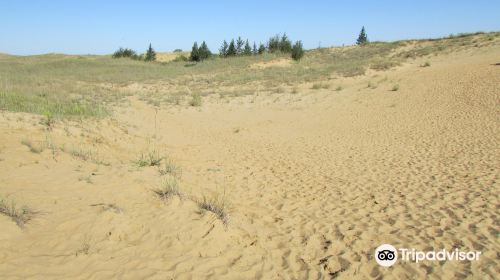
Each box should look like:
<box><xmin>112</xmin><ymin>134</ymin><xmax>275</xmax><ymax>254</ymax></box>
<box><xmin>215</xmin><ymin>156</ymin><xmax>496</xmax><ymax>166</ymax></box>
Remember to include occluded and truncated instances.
<box><xmin>190</xmin><ymin>33</ymin><xmax>304</xmax><ymax>62</ymax></box>
<box><xmin>112</xmin><ymin>27</ymin><xmax>369</xmax><ymax>63</ymax></box>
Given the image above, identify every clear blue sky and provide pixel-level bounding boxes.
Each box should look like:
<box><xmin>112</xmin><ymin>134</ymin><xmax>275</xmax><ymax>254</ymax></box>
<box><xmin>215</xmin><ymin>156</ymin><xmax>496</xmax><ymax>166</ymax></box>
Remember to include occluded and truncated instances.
<box><xmin>1</xmin><ymin>0</ymin><xmax>499</xmax><ymax>55</ymax></box>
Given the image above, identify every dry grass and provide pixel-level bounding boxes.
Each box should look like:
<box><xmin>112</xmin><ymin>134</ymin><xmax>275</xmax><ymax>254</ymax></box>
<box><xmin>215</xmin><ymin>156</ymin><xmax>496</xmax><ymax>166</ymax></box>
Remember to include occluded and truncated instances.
<box><xmin>196</xmin><ymin>193</ymin><xmax>229</xmax><ymax>225</ymax></box>
<box><xmin>189</xmin><ymin>93</ymin><xmax>202</xmax><ymax>107</ymax></box>
<box><xmin>159</xmin><ymin>158</ymin><xmax>182</xmax><ymax>178</ymax></box>
<box><xmin>0</xmin><ymin>196</ymin><xmax>36</xmax><ymax>228</ymax></box>
<box><xmin>136</xmin><ymin>150</ymin><xmax>163</xmax><ymax>167</ymax></box>
<box><xmin>154</xmin><ymin>177</ymin><xmax>182</xmax><ymax>200</ymax></box>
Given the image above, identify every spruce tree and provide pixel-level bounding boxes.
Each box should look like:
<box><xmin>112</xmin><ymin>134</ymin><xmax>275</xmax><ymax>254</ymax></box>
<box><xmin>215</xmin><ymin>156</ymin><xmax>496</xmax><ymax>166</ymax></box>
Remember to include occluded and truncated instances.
<box><xmin>252</xmin><ymin>42</ymin><xmax>258</xmax><ymax>55</ymax></box>
<box><xmin>227</xmin><ymin>39</ymin><xmax>237</xmax><ymax>56</ymax></box>
<box><xmin>279</xmin><ymin>33</ymin><xmax>292</xmax><ymax>53</ymax></box>
<box><xmin>236</xmin><ymin>37</ymin><xmax>244</xmax><ymax>55</ymax></box>
<box><xmin>291</xmin><ymin>40</ymin><xmax>304</xmax><ymax>61</ymax></box>
<box><xmin>219</xmin><ymin>40</ymin><xmax>228</xmax><ymax>57</ymax></box>
<box><xmin>190</xmin><ymin>42</ymin><xmax>200</xmax><ymax>62</ymax></box>
<box><xmin>243</xmin><ymin>40</ymin><xmax>252</xmax><ymax>56</ymax></box>
<box><xmin>144</xmin><ymin>43</ymin><xmax>156</xmax><ymax>62</ymax></box>
<box><xmin>268</xmin><ymin>34</ymin><xmax>280</xmax><ymax>53</ymax></box>
<box><xmin>356</xmin><ymin>26</ymin><xmax>368</xmax><ymax>46</ymax></box>
<box><xmin>199</xmin><ymin>41</ymin><xmax>211</xmax><ymax>61</ymax></box>
<box><xmin>258</xmin><ymin>43</ymin><xmax>266</xmax><ymax>54</ymax></box>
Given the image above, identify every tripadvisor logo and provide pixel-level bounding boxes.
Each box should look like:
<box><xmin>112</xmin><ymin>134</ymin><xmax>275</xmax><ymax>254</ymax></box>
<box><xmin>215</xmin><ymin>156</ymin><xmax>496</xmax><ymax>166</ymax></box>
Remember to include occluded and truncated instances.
<box><xmin>375</xmin><ymin>244</ymin><xmax>481</xmax><ymax>267</ymax></box>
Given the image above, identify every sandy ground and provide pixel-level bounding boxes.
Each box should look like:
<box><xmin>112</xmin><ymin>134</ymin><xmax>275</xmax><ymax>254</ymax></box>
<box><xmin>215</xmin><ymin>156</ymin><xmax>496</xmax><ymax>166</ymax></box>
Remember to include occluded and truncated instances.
<box><xmin>0</xmin><ymin>46</ymin><xmax>499</xmax><ymax>279</ymax></box>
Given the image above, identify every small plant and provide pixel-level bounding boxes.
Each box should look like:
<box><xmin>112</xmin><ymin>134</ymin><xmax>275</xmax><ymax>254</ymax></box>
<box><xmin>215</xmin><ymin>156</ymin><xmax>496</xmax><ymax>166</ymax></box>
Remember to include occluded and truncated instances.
<box><xmin>41</xmin><ymin>111</ymin><xmax>55</xmax><ymax>129</ymax></box>
<box><xmin>421</xmin><ymin>61</ymin><xmax>431</xmax><ymax>67</ymax></box>
<box><xmin>189</xmin><ymin>93</ymin><xmax>202</xmax><ymax>107</ymax></box>
<box><xmin>291</xmin><ymin>87</ymin><xmax>299</xmax><ymax>94</ymax></box>
<box><xmin>391</xmin><ymin>84</ymin><xmax>400</xmax><ymax>91</ymax></box>
<box><xmin>311</xmin><ymin>83</ymin><xmax>329</xmax><ymax>90</ymax></box>
<box><xmin>367</xmin><ymin>81</ymin><xmax>377</xmax><ymax>89</ymax></box>
<box><xmin>154</xmin><ymin>177</ymin><xmax>182</xmax><ymax>200</ymax></box>
<box><xmin>159</xmin><ymin>158</ymin><xmax>182</xmax><ymax>178</ymax></box>
<box><xmin>335</xmin><ymin>86</ymin><xmax>343</xmax><ymax>91</ymax></box>
<box><xmin>136</xmin><ymin>150</ymin><xmax>163</xmax><ymax>167</ymax></box>
<box><xmin>197</xmin><ymin>193</ymin><xmax>229</xmax><ymax>225</ymax></box>
<box><xmin>0</xmin><ymin>196</ymin><xmax>36</xmax><ymax>228</ymax></box>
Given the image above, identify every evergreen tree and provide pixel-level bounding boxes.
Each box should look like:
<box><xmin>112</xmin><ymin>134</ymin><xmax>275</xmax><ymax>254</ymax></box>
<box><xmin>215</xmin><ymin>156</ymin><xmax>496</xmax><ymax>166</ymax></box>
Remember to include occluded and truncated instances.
<box><xmin>190</xmin><ymin>42</ymin><xmax>200</xmax><ymax>62</ymax></box>
<box><xmin>236</xmin><ymin>36</ymin><xmax>244</xmax><ymax>55</ymax></box>
<box><xmin>252</xmin><ymin>42</ymin><xmax>258</xmax><ymax>55</ymax></box>
<box><xmin>268</xmin><ymin>34</ymin><xmax>280</xmax><ymax>53</ymax></box>
<box><xmin>219</xmin><ymin>40</ymin><xmax>228</xmax><ymax>57</ymax></box>
<box><xmin>199</xmin><ymin>41</ymin><xmax>211</xmax><ymax>61</ymax></box>
<box><xmin>144</xmin><ymin>43</ymin><xmax>157</xmax><ymax>62</ymax></box>
<box><xmin>291</xmin><ymin>40</ymin><xmax>304</xmax><ymax>61</ymax></box>
<box><xmin>243</xmin><ymin>40</ymin><xmax>252</xmax><ymax>56</ymax></box>
<box><xmin>279</xmin><ymin>33</ymin><xmax>292</xmax><ymax>53</ymax></box>
<box><xmin>227</xmin><ymin>39</ymin><xmax>237</xmax><ymax>56</ymax></box>
<box><xmin>258</xmin><ymin>43</ymin><xmax>266</xmax><ymax>54</ymax></box>
<box><xmin>356</xmin><ymin>26</ymin><xmax>368</xmax><ymax>45</ymax></box>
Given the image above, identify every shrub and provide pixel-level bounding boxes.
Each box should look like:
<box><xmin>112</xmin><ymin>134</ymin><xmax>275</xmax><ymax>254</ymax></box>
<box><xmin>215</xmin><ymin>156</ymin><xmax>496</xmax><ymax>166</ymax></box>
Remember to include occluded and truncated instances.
<box><xmin>172</xmin><ymin>55</ymin><xmax>188</xmax><ymax>62</ymax></box>
<box><xmin>189</xmin><ymin>93</ymin><xmax>202</xmax><ymax>106</ymax></box>
<box><xmin>291</xmin><ymin>40</ymin><xmax>304</xmax><ymax>61</ymax></box>
<box><xmin>173</xmin><ymin>49</ymin><xmax>183</xmax><ymax>53</ymax></box>
<box><xmin>144</xmin><ymin>43</ymin><xmax>157</xmax><ymax>62</ymax></box>
<box><xmin>357</xmin><ymin>26</ymin><xmax>369</xmax><ymax>46</ymax></box>
<box><xmin>421</xmin><ymin>61</ymin><xmax>431</xmax><ymax>67</ymax></box>
<box><xmin>391</xmin><ymin>84</ymin><xmax>400</xmax><ymax>91</ymax></box>
<box><xmin>112</xmin><ymin>48</ymin><xmax>137</xmax><ymax>59</ymax></box>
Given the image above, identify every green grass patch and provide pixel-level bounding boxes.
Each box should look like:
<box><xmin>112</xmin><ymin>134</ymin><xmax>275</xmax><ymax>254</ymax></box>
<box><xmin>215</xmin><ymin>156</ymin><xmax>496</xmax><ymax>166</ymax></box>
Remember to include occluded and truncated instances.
<box><xmin>0</xmin><ymin>92</ymin><xmax>106</xmax><ymax>118</ymax></box>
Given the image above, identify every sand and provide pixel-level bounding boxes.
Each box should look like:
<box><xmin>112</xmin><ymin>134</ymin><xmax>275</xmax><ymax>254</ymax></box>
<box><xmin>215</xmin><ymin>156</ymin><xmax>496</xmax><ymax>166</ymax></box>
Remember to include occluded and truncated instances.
<box><xmin>0</xmin><ymin>46</ymin><xmax>499</xmax><ymax>279</ymax></box>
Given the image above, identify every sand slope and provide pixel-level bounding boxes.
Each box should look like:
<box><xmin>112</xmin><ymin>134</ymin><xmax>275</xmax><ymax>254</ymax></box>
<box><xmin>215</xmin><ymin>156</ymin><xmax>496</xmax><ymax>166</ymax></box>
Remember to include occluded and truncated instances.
<box><xmin>0</xmin><ymin>46</ymin><xmax>499</xmax><ymax>279</ymax></box>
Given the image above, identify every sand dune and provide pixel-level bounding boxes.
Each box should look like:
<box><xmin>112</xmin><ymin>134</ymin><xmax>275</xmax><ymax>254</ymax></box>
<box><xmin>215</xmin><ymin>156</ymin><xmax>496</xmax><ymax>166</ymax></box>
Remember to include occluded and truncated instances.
<box><xmin>0</xmin><ymin>44</ymin><xmax>499</xmax><ymax>279</ymax></box>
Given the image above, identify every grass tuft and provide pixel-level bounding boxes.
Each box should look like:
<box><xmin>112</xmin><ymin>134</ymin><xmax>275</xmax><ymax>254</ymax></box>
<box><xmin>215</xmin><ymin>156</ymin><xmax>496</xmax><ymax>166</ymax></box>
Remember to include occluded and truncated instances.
<box><xmin>0</xmin><ymin>196</ymin><xmax>36</xmax><ymax>228</ymax></box>
<box><xmin>391</xmin><ymin>84</ymin><xmax>400</xmax><ymax>91</ymax></box>
<box><xmin>136</xmin><ymin>150</ymin><xmax>163</xmax><ymax>167</ymax></box>
<box><xmin>197</xmin><ymin>193</ymin><xmax>229</xmax><ymax>225</ymax></box>
<box><xmin>154</xmin><ymin>177</ymin><xmax>182</xmax><ymax>200</ymax></box>
<box><xmin>158</xmin><ymin>158</ymin><xmax>182</xmax><ymax>178</ymax></box>
<box><xmin>189</xmin><ymin>93</ymin><xmax>202</xmax><ymax>107</ymax></box>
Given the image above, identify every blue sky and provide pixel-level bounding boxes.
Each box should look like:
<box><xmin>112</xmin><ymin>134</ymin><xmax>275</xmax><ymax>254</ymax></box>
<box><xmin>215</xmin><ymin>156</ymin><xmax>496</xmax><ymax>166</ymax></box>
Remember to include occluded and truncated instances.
<box><xmin>1</xmin><ymin>0</ymin><xmax>499</xmax><ymax>55</ymax></box>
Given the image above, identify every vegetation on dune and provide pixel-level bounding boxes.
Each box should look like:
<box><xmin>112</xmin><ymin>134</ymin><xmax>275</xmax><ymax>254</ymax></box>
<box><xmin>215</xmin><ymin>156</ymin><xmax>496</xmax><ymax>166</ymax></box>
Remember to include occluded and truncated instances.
<box><xmin>0</xmin><ymin>31</ymin><xmax>496</xmax><ymax>114</ymax></box>
<box><xmin>112</xmin><ymin>44</ymin><xmax>156</xmax><ymax>62</ymax></box>
<box><xmin>0</xmin><ymin>91</ymin><xmax>106</xmax><ymax>118</ymax></box>
<box><xmin>0</xmin><ymin>196</ymin><xmax>36</xmax><ymax>228</ymax></box>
